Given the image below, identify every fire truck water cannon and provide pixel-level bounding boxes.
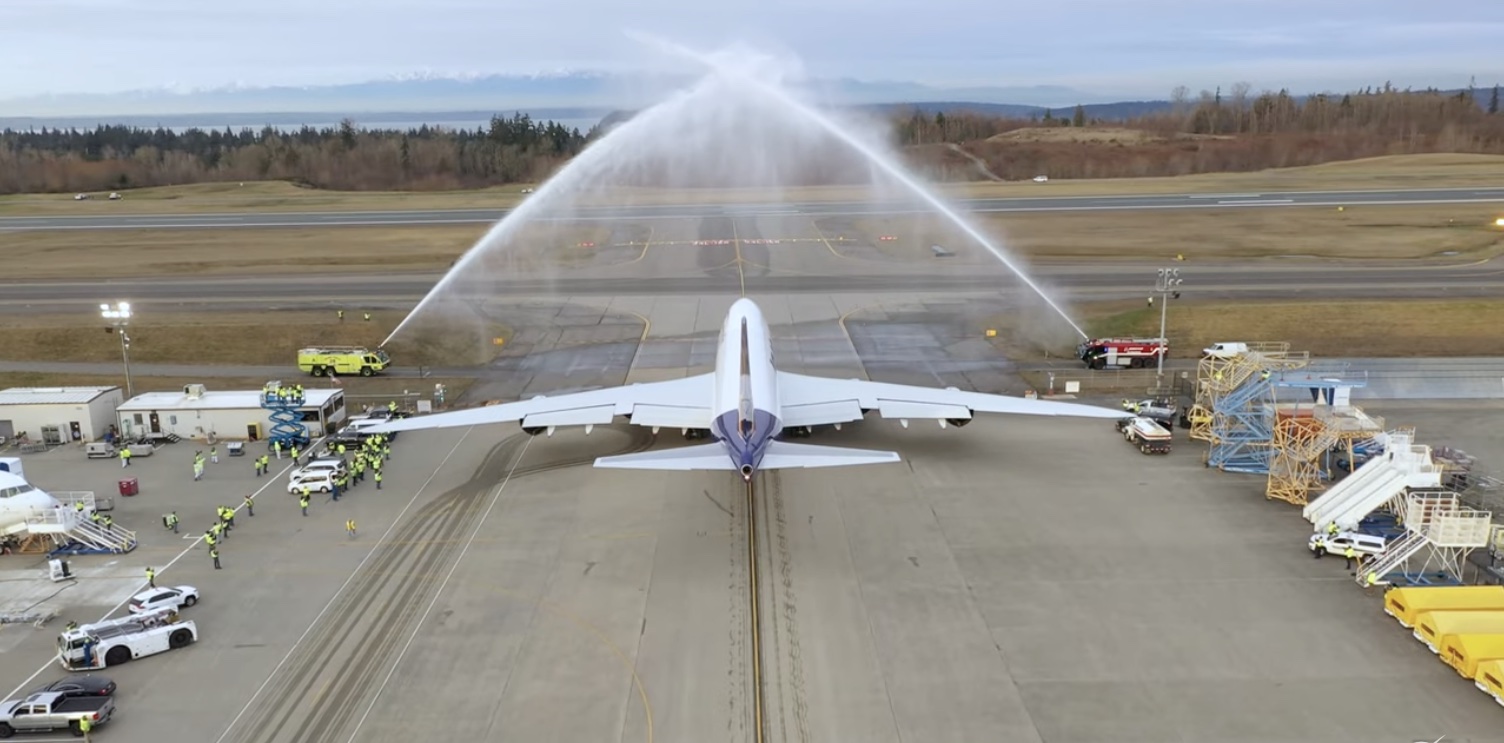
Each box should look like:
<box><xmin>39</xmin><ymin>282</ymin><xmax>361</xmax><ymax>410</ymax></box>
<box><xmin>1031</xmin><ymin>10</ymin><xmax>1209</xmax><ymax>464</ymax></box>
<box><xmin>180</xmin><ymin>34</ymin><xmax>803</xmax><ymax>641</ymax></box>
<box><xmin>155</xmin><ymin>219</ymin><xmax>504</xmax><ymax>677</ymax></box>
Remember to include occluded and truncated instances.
<box><xmin>1076</xmin><ymin>337</ymin><xmax>1169</xmax><ymax>370</ymax></box>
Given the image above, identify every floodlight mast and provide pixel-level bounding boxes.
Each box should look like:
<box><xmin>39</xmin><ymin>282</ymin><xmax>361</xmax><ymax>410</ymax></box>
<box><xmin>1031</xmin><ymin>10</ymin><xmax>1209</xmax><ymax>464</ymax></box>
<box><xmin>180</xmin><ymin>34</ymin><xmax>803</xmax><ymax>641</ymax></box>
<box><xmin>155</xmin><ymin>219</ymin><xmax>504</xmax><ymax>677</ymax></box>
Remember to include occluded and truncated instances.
<box><xmin>1153</xmin><ymin>269</ymin><xmax>1184</xmax><ymax>381</ymax></box>
<box><xmin>100</xmin><ymin>302</ymin><xmax>134</xmax><ymax>397</ymax></box>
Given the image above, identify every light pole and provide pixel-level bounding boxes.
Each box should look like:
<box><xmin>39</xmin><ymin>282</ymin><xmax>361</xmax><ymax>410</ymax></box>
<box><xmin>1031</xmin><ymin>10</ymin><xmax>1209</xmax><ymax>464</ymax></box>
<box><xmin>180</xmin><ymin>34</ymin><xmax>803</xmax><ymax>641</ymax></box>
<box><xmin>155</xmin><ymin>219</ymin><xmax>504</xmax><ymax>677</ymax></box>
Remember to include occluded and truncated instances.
<box><xmin>100</xmin><ymin>302</ymin><xmax>134</xmax><ymax>397</ymax></box>
<box><xmin>1153</xmin><ymin>268</ymin><xmax>1183</xmax><ymax>381</ymax></box>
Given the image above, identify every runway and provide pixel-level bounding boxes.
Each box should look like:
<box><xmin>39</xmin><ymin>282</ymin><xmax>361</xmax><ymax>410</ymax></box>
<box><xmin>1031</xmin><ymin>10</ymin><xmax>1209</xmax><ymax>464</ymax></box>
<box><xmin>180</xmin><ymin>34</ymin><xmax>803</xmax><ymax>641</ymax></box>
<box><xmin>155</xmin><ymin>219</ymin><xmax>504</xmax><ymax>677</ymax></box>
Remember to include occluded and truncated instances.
<box><xmin>2</xmin><ymin>256</ymin><xmax>1500</xmax><ymax>308</ymax></box>
<box><xmin>2</xmin><ymin>186</ymin><xmax>1502</xmax><ymax>231</ymax></box>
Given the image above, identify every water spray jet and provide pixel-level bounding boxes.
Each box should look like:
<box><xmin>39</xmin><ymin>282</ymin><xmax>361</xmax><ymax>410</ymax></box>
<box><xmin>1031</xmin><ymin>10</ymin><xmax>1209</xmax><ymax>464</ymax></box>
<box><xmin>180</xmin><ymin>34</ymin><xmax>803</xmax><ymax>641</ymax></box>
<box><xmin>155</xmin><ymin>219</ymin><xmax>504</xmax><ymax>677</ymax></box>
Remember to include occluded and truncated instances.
<box><xmin>629</xmin><ymin>33</ymin><xmax>1089</xmax><ymax>339</ymax></box>
<box><xmin>385</xmin><ymin>36</ymin><xmax>1090</xmax><ymax>349</ymax></box>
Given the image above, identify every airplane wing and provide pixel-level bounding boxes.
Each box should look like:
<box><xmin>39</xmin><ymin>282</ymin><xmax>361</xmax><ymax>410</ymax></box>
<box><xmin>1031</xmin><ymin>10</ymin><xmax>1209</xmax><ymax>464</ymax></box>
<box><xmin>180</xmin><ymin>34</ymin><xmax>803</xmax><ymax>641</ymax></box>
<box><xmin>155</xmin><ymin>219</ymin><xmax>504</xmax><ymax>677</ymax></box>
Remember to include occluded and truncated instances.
<box><xmin>775</xmin><ymin>370</ymin><xmax>1129</xmax><ymax>428</ymax></box>
<box><xmin>365</xmin><ymin>374</ymin><xmax>716</xmax><ymax>434</ymax></box>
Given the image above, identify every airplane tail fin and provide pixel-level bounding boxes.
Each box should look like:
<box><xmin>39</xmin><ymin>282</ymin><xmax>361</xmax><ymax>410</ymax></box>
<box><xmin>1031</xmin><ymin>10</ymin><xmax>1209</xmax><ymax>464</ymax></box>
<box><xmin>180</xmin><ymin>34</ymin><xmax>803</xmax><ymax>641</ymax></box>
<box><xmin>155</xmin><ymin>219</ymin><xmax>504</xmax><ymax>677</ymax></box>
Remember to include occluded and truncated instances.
<box><xmin>758</xmin><ymin>440</ymin><xmax>901</xmax><ymax>470</ymax></box>
<box><xmin>594</xmin><ymin>443</ymin><xmax>735</xmax><ymax>472</ymax></box>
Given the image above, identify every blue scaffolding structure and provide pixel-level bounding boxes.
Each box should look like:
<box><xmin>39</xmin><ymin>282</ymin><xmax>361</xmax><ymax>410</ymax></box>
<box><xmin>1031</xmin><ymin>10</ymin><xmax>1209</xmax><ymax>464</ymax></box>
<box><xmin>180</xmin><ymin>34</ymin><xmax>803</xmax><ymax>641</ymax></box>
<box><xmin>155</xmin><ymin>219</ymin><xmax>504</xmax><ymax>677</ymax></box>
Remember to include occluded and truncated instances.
<box><xmin>1205</xmin><ymin>348</ymin><xmax>1310</xmax><ymax>473</ymax></box>
<box><xmin>261</xmin><ymin>381</ymin><xmax>310</xmax><ymax>448</ymax></box>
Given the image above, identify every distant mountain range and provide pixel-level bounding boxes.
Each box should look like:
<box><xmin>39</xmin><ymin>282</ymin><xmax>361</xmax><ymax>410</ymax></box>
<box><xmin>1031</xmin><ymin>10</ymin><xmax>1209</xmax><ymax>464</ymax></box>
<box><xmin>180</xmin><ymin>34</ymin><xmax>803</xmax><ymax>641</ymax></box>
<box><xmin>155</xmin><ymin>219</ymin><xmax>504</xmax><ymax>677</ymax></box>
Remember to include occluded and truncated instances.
<box><xmin>0</xmin><ymin>71</ymin><xmax>1130</xmax><ymax>126</ymax></box>
<box><xmin>2</xmin><ymin>71</ymin><xmax>1488</xmax><ymax>131</ymax></box>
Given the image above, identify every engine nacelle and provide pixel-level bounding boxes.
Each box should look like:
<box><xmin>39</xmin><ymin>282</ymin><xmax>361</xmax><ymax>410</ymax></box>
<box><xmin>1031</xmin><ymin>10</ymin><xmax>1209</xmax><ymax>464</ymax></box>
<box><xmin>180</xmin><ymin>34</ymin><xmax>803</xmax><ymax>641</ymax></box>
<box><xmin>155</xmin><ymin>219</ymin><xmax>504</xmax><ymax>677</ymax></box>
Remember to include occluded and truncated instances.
<box><xmin>945</xmin><ymin>417</ymin><xmax>973</xmax><ymax>428</ymax></box>
<box><xmin>521</xmin><ymin>425</ymin><xmax>546</xmax><ymax>437</ymax></box>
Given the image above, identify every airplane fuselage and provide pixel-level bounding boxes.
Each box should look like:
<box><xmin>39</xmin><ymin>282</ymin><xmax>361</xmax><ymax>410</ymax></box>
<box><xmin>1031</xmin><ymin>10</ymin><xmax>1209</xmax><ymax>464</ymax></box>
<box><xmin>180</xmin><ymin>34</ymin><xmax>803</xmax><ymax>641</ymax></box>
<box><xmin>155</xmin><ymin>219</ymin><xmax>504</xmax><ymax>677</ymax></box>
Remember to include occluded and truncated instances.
<box><xmin>710</xmin><ymin>298</ymin><xmax>783</xmax><ymax>480</ymax></box>
<box><xmin>0</xmin><ymin>472</ymin><xmax>64</xmax><ymax>537</ymax></box>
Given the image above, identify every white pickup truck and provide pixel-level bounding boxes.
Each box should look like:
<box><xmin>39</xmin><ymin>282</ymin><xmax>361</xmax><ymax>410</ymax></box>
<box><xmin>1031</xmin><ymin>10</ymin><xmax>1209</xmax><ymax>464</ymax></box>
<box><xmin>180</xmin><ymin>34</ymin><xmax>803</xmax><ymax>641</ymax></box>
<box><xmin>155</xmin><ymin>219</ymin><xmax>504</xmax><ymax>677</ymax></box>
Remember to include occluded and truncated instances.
<box><xmin>0</xmin><ymin>691</ymin><xmax>114</xmax><ymax>738</ymax></box>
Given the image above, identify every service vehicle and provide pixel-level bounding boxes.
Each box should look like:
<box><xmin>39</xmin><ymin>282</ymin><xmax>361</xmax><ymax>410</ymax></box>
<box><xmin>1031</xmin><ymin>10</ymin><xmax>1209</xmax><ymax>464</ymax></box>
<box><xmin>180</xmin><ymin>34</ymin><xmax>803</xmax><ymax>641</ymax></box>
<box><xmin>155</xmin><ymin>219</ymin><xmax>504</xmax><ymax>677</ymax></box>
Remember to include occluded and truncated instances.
<box><xmin>1076</xmin><ymin>337</ymin><xmax>1168</xmax><ymax>369</ymax></box>
<box><xmin>84</xmin><ymin>442</ymin><xmax>116</xmax><ymax>459</ymax></box>
<box><xmin>1120</xmin><ymin>398</ymin><xmax>1182</xmax><ymax>429</ymax></box>
<box><xmin>29</xmin><ymin>675</ymin><xmax>115</xmax><ymax>699</ymax></box>
<box><xmin>1203</xmin><ymin>342</ymin><xmax>1249</xmax><ymax>358</ymax></box>
<box><xmin>297</xmin><ymin>346</ymin><xmax>391</xmax><ymax>377</ymax></box>
<box><xmin>127</xmin><ymin>585</ymin><xmax>199</xmax><ymax>614</ymax></box>
<box><xmin>57</xmin><ymin>606</ymin><xmax>197</xmax><ymax>671</ymax></box>
<box><xmin>0</xmin><ymin>691</ymin><xmax>114</xmax><ymax>738</ymax></box>
<box><xmin>288</xmin><ymin>471</ymin><xmax>336</xmax><ymax>495</ymax></box>
<box><xmin>294</xmin><ymin>457</ymin><xmax>349</xmax><ymax>480</ymax></box>
<box><xmin>1310</xmin><ymin>531</ymin><xmax>1389</xmax><ymax>558</ymax></box>
<box><xmin>1121</xmin><ymin>417</ymin><xmax>1172</xmax><ymax>454</ymax></box>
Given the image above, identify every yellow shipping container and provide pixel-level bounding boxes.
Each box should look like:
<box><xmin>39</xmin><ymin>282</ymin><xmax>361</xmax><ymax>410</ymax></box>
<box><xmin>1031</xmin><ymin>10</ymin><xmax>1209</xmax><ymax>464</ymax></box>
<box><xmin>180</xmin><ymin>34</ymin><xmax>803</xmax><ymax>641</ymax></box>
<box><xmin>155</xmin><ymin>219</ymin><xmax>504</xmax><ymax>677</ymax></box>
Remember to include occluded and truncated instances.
<box><xmin>1476</xmin><ymin>659</ymin><xmax>1504</xmax><ymax>708</ymax></box>
<box><xmin>1412</xmin><ymin>611</ymin><xmax>1504</xmax><ymax>653</ymax></box>
<box><xmin>1442</xmin><ymin>634</ymin><xmax>1504</xmax><ymax>679</ymax></box>
<box><xmin>1385</xmin><ymin>586</ymin><xmax>1504</xmax><ymax>628</ymax></box>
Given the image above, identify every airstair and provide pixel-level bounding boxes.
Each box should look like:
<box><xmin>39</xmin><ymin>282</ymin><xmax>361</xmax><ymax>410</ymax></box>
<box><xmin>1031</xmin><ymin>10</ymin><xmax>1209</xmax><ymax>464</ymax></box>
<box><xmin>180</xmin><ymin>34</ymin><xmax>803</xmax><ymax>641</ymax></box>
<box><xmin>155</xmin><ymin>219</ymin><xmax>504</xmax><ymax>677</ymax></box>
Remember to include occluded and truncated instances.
<box><xmin>1302</xmin><ymin>431</ymin><xmax>1443</xmax><ymax>531</ymax></box>
<box><xmin>261</xmin><ymin>381</ymin><xmax>309</xmax><ymax>448</ymax></box>
<box><xmin>1358</xmin><ymin>492</ymin><xmax>1493</xmax><ymax>586</ymax></box>
<box><xmin>22</xmin><ymin>493</ymin><xmax>137</xmax><ymax>555</ymax></box>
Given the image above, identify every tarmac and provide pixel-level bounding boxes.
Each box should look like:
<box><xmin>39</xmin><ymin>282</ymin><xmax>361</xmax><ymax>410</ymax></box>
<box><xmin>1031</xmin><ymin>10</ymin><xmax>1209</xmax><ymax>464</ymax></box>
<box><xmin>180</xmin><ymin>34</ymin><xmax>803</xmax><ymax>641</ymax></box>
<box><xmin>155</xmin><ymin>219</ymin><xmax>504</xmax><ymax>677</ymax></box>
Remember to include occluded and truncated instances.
<box><xmin>3</xmin><ymin>207</ymin><xmax>1504</xmax><ymax>741</ymax></box>
<box><xmin>3</xmin><ymin>400</ymin><xmax>1504</xmax><ymax>742</ymax></box>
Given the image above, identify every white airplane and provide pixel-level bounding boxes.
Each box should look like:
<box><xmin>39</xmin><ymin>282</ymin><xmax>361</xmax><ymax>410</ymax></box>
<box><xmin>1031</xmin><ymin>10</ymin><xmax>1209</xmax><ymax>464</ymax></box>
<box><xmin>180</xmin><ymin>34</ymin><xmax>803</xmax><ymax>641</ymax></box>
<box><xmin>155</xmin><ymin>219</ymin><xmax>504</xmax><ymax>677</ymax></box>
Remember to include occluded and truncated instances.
<box><xmin>0</xmin><ymin>469</ymin><xmax>65</xmax><ymax>538</ymax></box>
<box><xmin>370</xmin><ymin>298</ymin><xmax>1129</xmax><ymax>480</ymax></box>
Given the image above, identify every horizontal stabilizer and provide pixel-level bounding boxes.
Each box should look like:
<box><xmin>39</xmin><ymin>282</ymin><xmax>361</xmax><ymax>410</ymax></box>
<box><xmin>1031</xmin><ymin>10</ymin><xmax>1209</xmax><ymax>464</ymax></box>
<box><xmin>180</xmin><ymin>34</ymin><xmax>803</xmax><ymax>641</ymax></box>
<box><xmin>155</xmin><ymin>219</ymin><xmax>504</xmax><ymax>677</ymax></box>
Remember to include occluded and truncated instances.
<box><xmin>759</xmin><ymin>440</ymin><xmax>901</xmax><ymax>470</ymax></box>
<box><xmin>594</xmin><ymin>443</ymin><xmax>735</xmax><ymax>472</ymax></box>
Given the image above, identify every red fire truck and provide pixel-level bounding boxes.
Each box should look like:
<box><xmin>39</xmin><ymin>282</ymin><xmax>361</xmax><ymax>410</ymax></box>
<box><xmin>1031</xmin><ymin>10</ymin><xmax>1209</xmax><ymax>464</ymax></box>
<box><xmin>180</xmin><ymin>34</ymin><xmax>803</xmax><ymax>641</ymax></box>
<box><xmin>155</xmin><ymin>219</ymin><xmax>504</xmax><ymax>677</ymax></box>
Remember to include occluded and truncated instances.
<box><xmin>1076</xmin><ymin>337</ymin><xmax>1168</xmax><ymax>369</ymax></box>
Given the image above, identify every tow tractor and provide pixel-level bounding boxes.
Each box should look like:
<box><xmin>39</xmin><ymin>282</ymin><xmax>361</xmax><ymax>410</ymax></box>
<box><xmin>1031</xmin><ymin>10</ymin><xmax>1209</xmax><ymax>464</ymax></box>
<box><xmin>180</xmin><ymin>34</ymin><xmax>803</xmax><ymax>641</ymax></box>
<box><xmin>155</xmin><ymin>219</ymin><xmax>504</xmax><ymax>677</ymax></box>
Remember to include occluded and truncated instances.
<box><xmin>1118</xmin><ymin>416</ymin><xmax>1172</xmax><ymax>454</ymax></box>
<box><xmin>1077</xmin><ymin>337</ymin><xmax>1168</xmax><ymax>369</ymax></box>
<box><xmin>57</xmin><ymin>606</ymin><xmax>197</xmax><ymax>670</ymax></box>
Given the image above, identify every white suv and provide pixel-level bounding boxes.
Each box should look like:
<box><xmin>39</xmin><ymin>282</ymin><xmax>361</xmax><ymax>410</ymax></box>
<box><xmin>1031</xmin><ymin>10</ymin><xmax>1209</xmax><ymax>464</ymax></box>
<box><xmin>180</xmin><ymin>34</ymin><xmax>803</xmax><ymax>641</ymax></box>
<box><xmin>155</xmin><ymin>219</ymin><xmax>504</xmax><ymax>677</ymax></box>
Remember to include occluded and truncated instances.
<box><xmin>288</xmin><ymin>471</ymin><xmax>336</xmax><ymax>494</ymax></box>
<box><xmin>128</xmin><ymin>586</ymin><xmax>199</xmax><ymax>614</ymax></box>
<box><xmin>293</xmin><ymin>457</ymin><xmax>348</xmax><ymax>480</ymax></box>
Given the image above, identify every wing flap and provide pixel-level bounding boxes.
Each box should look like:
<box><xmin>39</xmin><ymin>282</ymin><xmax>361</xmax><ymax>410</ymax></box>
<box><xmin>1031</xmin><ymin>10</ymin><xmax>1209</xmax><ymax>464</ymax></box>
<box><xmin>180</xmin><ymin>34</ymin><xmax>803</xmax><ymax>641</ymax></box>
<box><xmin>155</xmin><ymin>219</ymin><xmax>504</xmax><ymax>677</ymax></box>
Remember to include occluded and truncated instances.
<box><xmin>780</xmin><ymin>400</ymin><xmax>866</xmax><ymax>428</ymax></box>
<box><xmin>521</xmin><ymin>405</ymin><xmax>618</xmax><ymax>428</ymax></box>
<box><xmin>759</xmin><ymin>440</ymin><xmax>901</xmax><ymax>469</ymax></box>
<box><xmin>594</xmin><ymin>443</ymin><xmax>735</xmax><ymax>471</ymax></box>
<box><xmin>874</xmin><ymin>401</ymin><xmax>970</xmax><ymax>420</ymax></box>
<box><xmin>628</xmin><ymin>404</ymin><xmax>714</xmax><ymax>430</ymax></box>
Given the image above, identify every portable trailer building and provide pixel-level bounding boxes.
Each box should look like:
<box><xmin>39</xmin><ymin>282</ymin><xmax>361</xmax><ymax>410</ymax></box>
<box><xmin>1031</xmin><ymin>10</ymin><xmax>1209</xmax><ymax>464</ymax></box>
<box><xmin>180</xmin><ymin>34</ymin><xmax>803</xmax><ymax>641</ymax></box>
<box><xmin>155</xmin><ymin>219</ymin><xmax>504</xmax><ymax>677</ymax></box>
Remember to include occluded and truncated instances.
<box><xmin>115</xmin><ymin>384</ymin><xmax>345</xmax><ymax>443</ymax></box>
<box><xmin>1475</xmin><ymin>659</ymin><xmax>1504</xmax><ymax>707</ymax></box>
<box><xmin>0</xmin><ymin>387</ymin><xmax>124</xmax><ymax>445</ymax></box>
<box><xmin>1384</xmin><ymin>585</ymin><xmax>1504</xmax><ymax>628</ymax></box>
<box><xmin>1412</xmin><ymin>611</ymin><xmax>1504</xmax><ymax>653</ymax></box>
<box><xmin>1441</xmin><ymin>634</ymin><xmax>1504</xmax><ymax>679</ymax></box>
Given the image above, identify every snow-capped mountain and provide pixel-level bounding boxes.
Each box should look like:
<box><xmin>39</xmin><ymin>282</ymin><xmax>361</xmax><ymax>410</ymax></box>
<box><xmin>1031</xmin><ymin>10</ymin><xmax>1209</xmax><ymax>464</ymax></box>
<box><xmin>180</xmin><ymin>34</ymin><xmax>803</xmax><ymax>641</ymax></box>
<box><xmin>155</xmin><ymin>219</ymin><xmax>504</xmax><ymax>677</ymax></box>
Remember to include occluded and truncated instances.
<box><xmin>1</xmin><ymin>71</ymin><xmax>1108</xmax><ymax>117</ymax></box>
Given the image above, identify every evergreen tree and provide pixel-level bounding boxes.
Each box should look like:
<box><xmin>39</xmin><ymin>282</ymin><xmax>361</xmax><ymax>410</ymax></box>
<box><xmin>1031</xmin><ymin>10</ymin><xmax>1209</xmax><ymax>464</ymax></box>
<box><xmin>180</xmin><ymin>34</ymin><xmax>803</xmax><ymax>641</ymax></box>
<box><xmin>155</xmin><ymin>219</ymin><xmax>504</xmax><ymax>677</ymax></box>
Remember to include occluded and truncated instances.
<box><xmin>1491</xmin><ymin>85</ymin><xmax>1500</xmax><ymax>115</ymax></box>
<box><xmin>1072</xmin><ymin>105</ymin><xmax>1086</xmax><ymax>127</ymax></box>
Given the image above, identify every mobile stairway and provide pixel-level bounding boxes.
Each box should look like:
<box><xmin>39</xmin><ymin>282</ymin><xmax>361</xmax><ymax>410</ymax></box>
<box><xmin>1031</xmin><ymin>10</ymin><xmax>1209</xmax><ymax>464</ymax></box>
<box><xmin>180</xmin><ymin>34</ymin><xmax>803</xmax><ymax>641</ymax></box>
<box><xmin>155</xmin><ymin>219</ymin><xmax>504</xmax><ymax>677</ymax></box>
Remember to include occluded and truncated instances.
<box><xmin>1357</xmin><ymin>492</ymin><xmax>1492</xmax><ymax>587</ymax></box>
<box><xmin>1302</xmin><ymin>431</ymin><xmax>1442</xmax><ymax>531</ymax></box>
<box><xmin>261</xmin><ymin>381</ymin><xmax>310</xmax><ymax>449</ymax></box>
<box><xmin>22</xmin><ymin>492</ymin><xmax>137</xmax><ymax>555</ymax></box>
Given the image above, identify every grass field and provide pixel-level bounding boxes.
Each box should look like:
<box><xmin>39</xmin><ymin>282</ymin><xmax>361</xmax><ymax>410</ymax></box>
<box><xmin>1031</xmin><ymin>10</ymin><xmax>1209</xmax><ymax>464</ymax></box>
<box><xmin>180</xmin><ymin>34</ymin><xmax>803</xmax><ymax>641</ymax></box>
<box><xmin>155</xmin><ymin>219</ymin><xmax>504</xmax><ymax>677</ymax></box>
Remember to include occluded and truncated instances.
<box><xmin>3</xmin><ymin>153</ymin><xmax>1502</xmax><ymax>216</ymax></box>
<box><xmin>0</xmin><ymin>372</ymin><xmax>475</xmax><ymax>405</ymax></box>
<box><xmin>850</xmin><ymin>203</ymin><xmax>1504</xmax><ymax>261</ymax></box>
<box><xmin>9</xmin><ymin>202</ymin><xmax>1502</xmax><ymax>279</ymax></box>
<box><xmin>994</xmin><ymin>298</ymin><xmax>1504</xmax><ymax>360</ymax></box>
<box><xmin>0</xmin><ymin>222</ymin><xmax>631</xmax><ymax>278</ymax></box>
<box><xmin>0</xmin><ymin>310</ymin><xmax>511</xmax><ymax>367</ymax></box>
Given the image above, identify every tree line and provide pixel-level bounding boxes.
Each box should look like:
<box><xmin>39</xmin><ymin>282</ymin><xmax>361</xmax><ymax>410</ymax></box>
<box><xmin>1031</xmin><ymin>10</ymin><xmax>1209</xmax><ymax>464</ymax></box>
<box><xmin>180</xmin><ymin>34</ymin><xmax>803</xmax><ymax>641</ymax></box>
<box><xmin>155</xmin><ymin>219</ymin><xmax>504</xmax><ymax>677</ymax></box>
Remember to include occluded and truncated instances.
<box><xmin>3</xmin><ymin>83</ymin><xmax>1502</xmax><ymax>194</ymax></box>
<box><xmin>0</xmin><ymin>113</ymin><xmax>590</xmax><ymax>193</ymax></box>
<box><xmin>895</xmin><ymin>83</ymin><xmax>1504</xmax><ymax>181</ymax></box>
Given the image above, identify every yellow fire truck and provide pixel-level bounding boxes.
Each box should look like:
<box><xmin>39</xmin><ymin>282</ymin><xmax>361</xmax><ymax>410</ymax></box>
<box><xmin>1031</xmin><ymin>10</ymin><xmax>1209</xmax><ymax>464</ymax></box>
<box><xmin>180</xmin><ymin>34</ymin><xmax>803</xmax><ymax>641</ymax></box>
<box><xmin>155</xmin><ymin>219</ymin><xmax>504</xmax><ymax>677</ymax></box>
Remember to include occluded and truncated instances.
<box><xmin>297</xmin><ymin>347</ymin><xmax>391</xmax><ymax>377</ymax></box>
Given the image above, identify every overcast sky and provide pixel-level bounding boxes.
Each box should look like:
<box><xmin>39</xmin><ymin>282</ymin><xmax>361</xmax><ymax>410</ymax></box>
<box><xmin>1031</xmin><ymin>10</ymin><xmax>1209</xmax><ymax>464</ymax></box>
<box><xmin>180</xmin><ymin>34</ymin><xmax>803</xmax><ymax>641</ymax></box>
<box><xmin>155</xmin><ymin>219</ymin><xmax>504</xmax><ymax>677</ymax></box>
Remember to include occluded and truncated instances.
<box><xmin>2</xmin><ymin>0</ymin><xmax>1501</xmax><ymax>100</ymax></box>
